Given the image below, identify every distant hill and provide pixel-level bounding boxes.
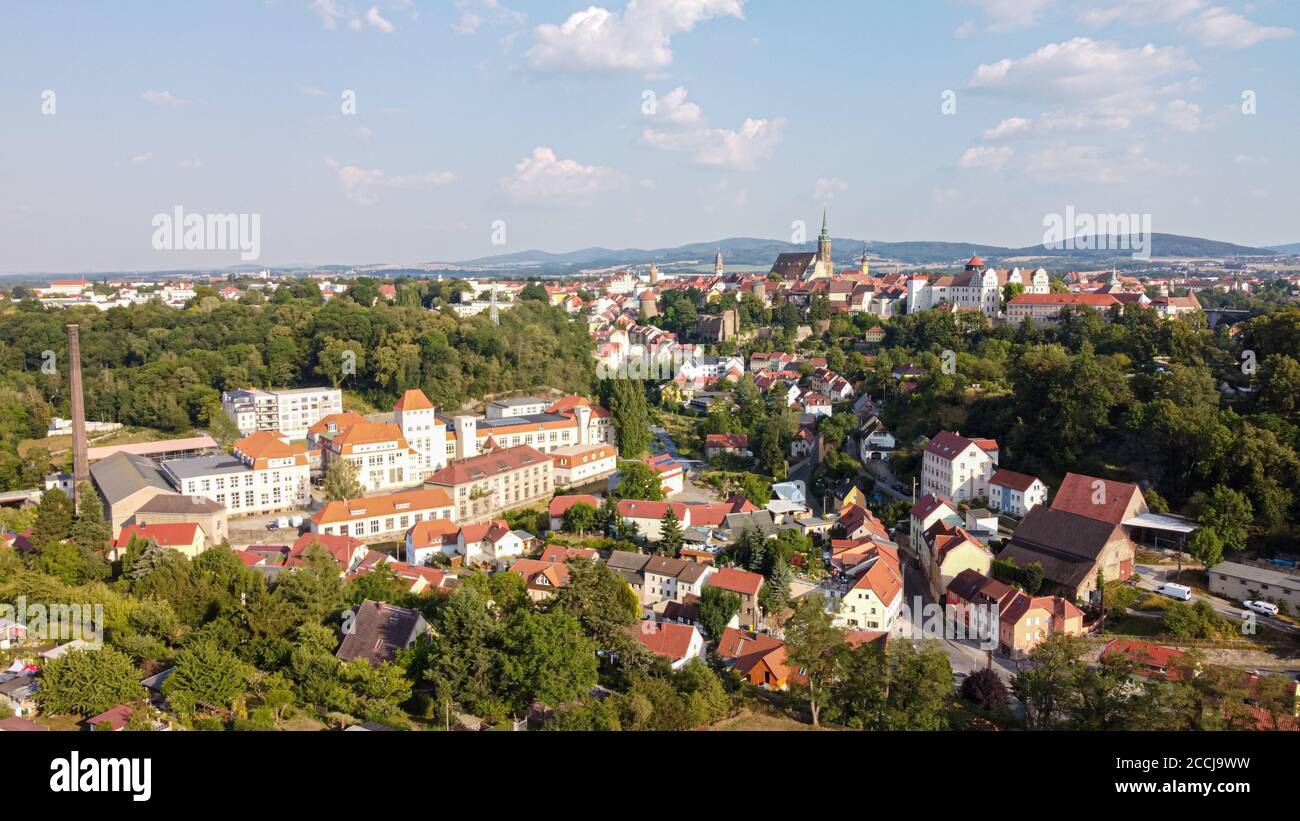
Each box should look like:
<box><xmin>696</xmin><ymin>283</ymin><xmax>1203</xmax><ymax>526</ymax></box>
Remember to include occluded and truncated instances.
<box><xmin>1268</xmin><ymin>242</ymin><xmax>1300</xmax><ymax>254</ymax></box>
<box><xmin>453</xmin><ymin>232</ymin><xmax>1280</xmax><ymax>272</ymax></box>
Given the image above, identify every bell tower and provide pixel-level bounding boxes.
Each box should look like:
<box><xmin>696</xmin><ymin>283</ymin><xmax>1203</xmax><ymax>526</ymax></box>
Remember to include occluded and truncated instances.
<box><xmin>817</xmin><ymin>210</ymin><xmax>832</xmax><ymax>268</ymax></box>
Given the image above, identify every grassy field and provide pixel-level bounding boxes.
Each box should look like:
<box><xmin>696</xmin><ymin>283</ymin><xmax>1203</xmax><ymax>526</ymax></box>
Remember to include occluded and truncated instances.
<box><xmin>706</xmin><ymin>707</ymin><xmax>826</xmax><ymax>731</ymax></box>
<box><xmin>20</xmin><ymin>425</ymin><xmax>192</xmax><ymax>459</ymax></box>
<box><xmin>654</xmin><ymin>410</ymin><xmax>701</xmax><ymax>458</ymax></box>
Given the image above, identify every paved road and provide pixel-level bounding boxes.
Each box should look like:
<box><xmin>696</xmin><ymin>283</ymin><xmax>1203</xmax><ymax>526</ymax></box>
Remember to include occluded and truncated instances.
<box><xmin>864</xmin><ymin>459</ymin><xmax>911</xmax><ymax>503</ymax></box>
<box><xmin>1135</xmin><ymin>563</ymin><xmax>1298</xmax><ymax>636</ymax></box>
<box><xmin>900</xmin><ymin>559</ymin><xmax>1020</xmax><ymax>683</ymax></box>
<box><xmin>649</xmin><ymin>426</ymin><xmax>682</xmax><ymax>459</ymax></box>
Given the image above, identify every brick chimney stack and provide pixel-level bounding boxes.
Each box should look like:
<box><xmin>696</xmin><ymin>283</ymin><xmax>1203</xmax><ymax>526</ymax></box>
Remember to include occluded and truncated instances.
<box><xmin>67</xmin><ymin>324</ymin><xmax>89</xmax><ymax>492</ymax></box>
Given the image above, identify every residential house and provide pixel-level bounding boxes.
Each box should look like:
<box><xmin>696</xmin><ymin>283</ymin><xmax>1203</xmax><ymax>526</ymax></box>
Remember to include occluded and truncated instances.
<box><xmin>110</xmin><ymin>522</ymin><xmax>205</xmax><ymax>561</ymax></box>
<box><xmin>716</xmin><ymin>629</ymin><xmax>795</xmax><ymax>690</ymax></box>
<box><xmin>924</xmin><ymin>522</ymin><xmax>993</xmax><ymax>600</ymax></box>
<box><xmin>642</xmin><ymin>555</ymin><xmax>714</xmax><ymax>605</ymax></box>
<box><xmin>858</xmin><ymin>416</ymin><xmax>896</xmax><ymax>461</ymax></box>
<box><xmin>507</xmin><ymin>558</ymin><xmax>572</xmax><ymax>602</ymax></box>
<box><xmin>617</xmin><ymin>499</ymin><xmax>692</xmax><ymax>542</ymax></box>
<box><xmin>549</xmin><ymin>444</ymin><xmax>618</xmax><ymax>488</ymax></box>
<box><xmin>336</xmin><ymin>600</ymin><xmax>431</xmax><ymax>666</ymax></box>
<box><xmin>705</xmin><ymin>434</ymin><xmax>749</xmax><ymax>461</ymax></box>
<box><xmin>642</xmin><ymin>453</ymin><xmax>685</xmax><ymax>497</ymax></box>
<box><xmin>632</xmin><ymin>622</ymin><xmax>705</xmax><ymax>670</ymax></box>
<box><xmin>830</xmin><ymin>546</ymin><xmax>903</xmax><ymax>631</ymax></box>
<box><xmin>908</xmin><ymin>495</ymin><xmax>958</xmax><ymax>564</ymax></box>
<box><xmin>289</xmin><ymin>532</ymin><xmax>369</xmax><ymax>576</ymax></box>
<box><xmin>921</xmin><ymin>430</ymin><xmax>999</xmax><ymax>503</ymax></box>
<box><xmin>607</xmin><ymin>550</ymin><xmax>651</xmax><ymax>603</ymax></box>
<box><xmin>548</xmin><ymin>494</ymin><xmax>600</xmax><ymax>532</ymax></box>
<box><xmin>831</xmin><ymin>481</ymin><xmax>868</xmax><ymax>513</ymax></box>
<box><xmin>947</xmin><ymin>569</ymin><xmax>1084</xmax><ymax>657</ymax></box>
<box><xmin>987</xmin><ymin>469</ymin><xmax>1049</xmax><ymax>518</ymax></box>
<box><xmin>458</xmin><ymin>519</ymin><xmax>526</xmax><ymax>567</ymax></box>
<box><xmin>705</xmin><ymin>567</ymin><xmax>765</xmax><ymax>632</ymax></box>
<box><xmin>799</xmin><ymin>392</ymin><xmax>833</xmax><ymax>418</ymax></box>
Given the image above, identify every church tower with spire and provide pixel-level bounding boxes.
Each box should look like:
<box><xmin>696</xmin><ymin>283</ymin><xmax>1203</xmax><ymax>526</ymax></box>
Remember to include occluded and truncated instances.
<box><xmin>817</xmin><ymin>210</ymin><xmax>832</xmax><ymax>269</ymax></box>
<box><xmin>714</xmin><ymin>248</ymin><xmax>724</xmax><ymax>277</ymax></box>
<box><xmin>860</xmin><ymin>245</ymin><xmax>870</xmax><ymax>277</ymax></box>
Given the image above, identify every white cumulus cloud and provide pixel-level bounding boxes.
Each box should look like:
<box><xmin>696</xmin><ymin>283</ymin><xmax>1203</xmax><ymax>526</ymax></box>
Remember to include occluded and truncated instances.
<box><xmin>525</xmin><ymin>0</ymin><xmax>745</xmax><ymax>74</ymax></box>
<box><xmin>501</xmin><ymin>147</ymin><xmax>623</xmax><ymax>203</ymax></box>
<box><xmin>1179</xmin><ymin>7</ymin><xmax>1294</xmax><ymax>48</ymax></box>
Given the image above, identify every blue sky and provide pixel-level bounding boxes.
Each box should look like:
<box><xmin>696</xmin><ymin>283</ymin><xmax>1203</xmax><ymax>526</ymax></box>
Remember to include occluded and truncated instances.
<box><xmin>1</xmin><ymin>0</ymin><xmax>1297</xmax><ymax>272</ymax></box>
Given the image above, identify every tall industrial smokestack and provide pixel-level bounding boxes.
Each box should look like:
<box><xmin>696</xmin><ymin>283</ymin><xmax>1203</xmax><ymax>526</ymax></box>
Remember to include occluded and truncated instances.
<box><xmin>67</xmin><ymin>324</ymin><xmax>89</xmax><ymax>492</ymax></box>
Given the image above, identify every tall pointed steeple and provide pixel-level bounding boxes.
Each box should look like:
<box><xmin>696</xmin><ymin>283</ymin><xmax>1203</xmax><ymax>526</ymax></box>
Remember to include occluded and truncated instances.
<box><xmin>817</xmin><ymin>209</ymin><xmax>832</xmax><ymax>268</ymax></box>
<box><xmin>714</xmin><ymin>248</ymin><xmax>724</xmax><ymax>276</ymax></box>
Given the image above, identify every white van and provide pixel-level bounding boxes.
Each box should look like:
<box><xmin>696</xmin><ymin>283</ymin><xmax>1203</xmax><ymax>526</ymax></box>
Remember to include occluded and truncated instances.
<box><xmin>1243</xmin><ymin>600</ymin><xmax>1279</xmax><ymax>616</ymax></box>
<box><xmin>1155</xmin><ymin>582</ymin><xmax>1193</xmax><ymax>601</ymax></box>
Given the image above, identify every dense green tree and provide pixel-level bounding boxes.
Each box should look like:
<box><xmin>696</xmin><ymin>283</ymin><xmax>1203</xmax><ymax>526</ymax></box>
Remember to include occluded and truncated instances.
<box><xmin>697</xmin><ymin>585</ymin><xmax>741</xmax><ymax>640</ymax></box>
<box><xmin>657</xmin><ymin>507</ymin><xmax>683</xmax><ymax>556</ymax></box>
<box><xmin>1188</xmin><ymin>485</ymin><xmax>1253</xmax><ymax>551</ymax></box>
<box><xmin>503</xmin><ymin>609</ymin><xmax>599</xmax><ymax>712</ymax></box>
<box><xmin>1012</xmin><ymin>633</ymin><xmax>1087</xmax><ymax>729</ymax></box>
<box><xmin>561</xmin><ymin>502</ymin><xmax>597</xmax><ymax>535</ymax></box>
<box><xmin>70</xmin><ymin>481</ymin><xmax>111</xmax><ymax>549</ymax></box>
<box><xmin>784</xmin><ymin>594</ymin><xmax>844</xmax><ymax>727</ymax></box>
<box><xmin>31</xmin><ymin>487</ymin><xmax>73</xmax><ymax>548</ymax></box>
<box><xmin>37</xmin><ymin>647</ymin><xmax>145</xmax><ymax>717</ymax></box>
<box><xmin>322</xmin><ymin>458</ymin><xmax>365</xmax><ymax>501</ymax></box>
<box><xmin>164</xmin><ymin>640</ymin><xmax>250</xmax><ymax>715</ymax></box>
<box><xmin>613</xmin><ymin>461</ymin><xmax>664</xmax><ymax>502</ymax></box>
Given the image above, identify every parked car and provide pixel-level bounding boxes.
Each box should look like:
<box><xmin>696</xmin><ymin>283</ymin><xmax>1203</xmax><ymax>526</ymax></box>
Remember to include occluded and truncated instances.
<box><xmin>1155</xmin><ymin>582</ymin><xmax>1193</xmax><ymax>601</ymax></box>
<box><xmin>1242</xmin><ymin>600</ymin><xmax>1279</xmax><ymax>617</ymax></box>
<box><xmin>266</xmin><ymin>521</ymin><xmax>280</xmax><ymax>531</ymax></box>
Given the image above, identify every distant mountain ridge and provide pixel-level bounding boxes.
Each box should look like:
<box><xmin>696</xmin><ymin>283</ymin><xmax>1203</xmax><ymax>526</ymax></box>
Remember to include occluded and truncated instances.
<box><xmin>455</xmin><ymin>233</ymin><xmax>1282</xmax><ymax>272</ymax></box>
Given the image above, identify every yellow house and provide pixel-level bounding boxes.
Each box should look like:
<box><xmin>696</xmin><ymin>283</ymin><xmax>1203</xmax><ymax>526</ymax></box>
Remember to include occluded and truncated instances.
<box><xmin>832</xmin><ymin>547</ymin><xmax>904</xmax><ymax>632</ymax></box>
<box><xmin>927</xmin><ymin>523</ymin><xmax>993</xmax><ymax>600</ymax></box>
<box><xmin>110</xmin><ymin>522</ymin><xmax>207</xmax><ymax>561</ymax></box>
<box><xmin>833</xmin><ymin>481</ymin><xmax>868</xmax><ymax>513</ymax></box>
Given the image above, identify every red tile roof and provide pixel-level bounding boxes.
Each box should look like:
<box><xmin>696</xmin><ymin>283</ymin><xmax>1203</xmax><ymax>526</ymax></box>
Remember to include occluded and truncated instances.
<box><xmin>549</xmin><ymin>494</ymin><xmax>599</xmax><ymax>518</ymax></box>
<box><xmin>707</xmin><ymin>567</ymin><xmax>764</xmax><ymax>597</ymax></box>
<box><xmin>425</xmin><ymin>445</ymin><xmax>548</xmax><ymax>486</ymax></box>
<box><xmin>617</xmin><ymin>499</ymin><xmax>688</xmax><ymax>521</ymax></box>
<box><xmin>924</xmin><ymin>430</ymin><xmax>998</xmax><ymax>461</ymax></box>
<box><xmin>1009</xmin><ymin>293</ymin><xmax>1122</xmax><ymax>307</ymax></box>
<box><xmin>705</xmin><ymin>433</ymin><xmax>749</xmax><ymax>450</ymax></box>
<box><xmin>394</xmin><ymin>389</ymin><xmax>434</xmax><ymax>411</ymax></box>
<box><xmin>989</xmin><ymin>468</ymin><xmax>1041</xmax><ymax>493</ymax></box>
<box><xmin>1049</xmin><ymin>473</ymin><xmax>1143</xmax><ymax>525</ymax></box>
<box><xmin>632</xmin><ymin>622</ymin><xmax>698</xmax><ymax>662</ymax></box>
<box><xmin>311</xmin><ymin>487</ymin><xmax>453</xmax><ymax>526</ymax></box>
<box><xmin>112</xmin><ymin>522</ymin><xmax>200</xmax><ymax>549</ymax></box>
